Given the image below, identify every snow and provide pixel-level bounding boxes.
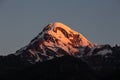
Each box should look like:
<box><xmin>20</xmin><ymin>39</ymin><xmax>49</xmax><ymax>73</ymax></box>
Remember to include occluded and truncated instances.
<box><xmin>52</xmin><ymin>22</ymin><xmax>79</xmax><ymax>35</ymax></box>
<box><xmin>96</xmin><ymin>49</ymin><xmax>112</xmax><ymax>56</ymax></box>
<box><xmin>52</xmin><ymin>22</ymin><xmax>94</xmax><ymax>47</ymax></box>
<box><xmin>28</xmin><ymin>49</ymin><xmax>42</xmax><ymax>62</ymax></box>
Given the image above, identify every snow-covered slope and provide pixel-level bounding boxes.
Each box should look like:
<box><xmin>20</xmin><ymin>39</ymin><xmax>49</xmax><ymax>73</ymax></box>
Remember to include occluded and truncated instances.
<box><xmin>15</xmin><ymin>22</ymin><xmax>94</xmax><ymax>63</ymax></box>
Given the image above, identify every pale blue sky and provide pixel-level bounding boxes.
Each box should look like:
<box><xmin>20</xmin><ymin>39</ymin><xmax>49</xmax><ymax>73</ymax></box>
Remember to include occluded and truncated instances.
<box><xmin>0</xmin><ymin>0</ymin><xmax>120</xmax><ymax>55</ymax></box>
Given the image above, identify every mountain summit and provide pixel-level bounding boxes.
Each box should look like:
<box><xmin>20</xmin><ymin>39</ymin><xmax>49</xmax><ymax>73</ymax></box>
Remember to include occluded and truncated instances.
<box><xmin>16</xmin><ymin>22</ymin><xmax>94</xmax><ymax>62</ymax></box>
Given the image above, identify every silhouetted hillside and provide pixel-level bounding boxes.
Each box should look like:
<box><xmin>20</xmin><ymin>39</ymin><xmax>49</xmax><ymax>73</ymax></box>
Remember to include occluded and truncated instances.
<box><xmin>0</xmin><ymin>55</ymin><xmax>120</xmax><ymax>80</ymax></box>
<box><xmin>0</xmin><ymin>56</ymin><xmax>96</xmax><ymax>80</ymax></box>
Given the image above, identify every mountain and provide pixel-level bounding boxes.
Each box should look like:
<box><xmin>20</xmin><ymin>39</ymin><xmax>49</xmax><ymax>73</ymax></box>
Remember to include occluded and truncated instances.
<box><xmin>15</xmin><ymin>22</ymin><xmax>94</xmax><ymax>63</ymax></box>
<box><xmin>0</xmin><ymin>22</ymin><xmax>120</xmax><ymax>80</ymax></box>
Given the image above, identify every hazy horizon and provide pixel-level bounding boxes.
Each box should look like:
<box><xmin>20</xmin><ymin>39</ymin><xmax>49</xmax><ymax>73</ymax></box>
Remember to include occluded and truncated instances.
<box><xmin>0</xmin><ymin>0</ymin><xmax>120</xmax><ymax>55</ymax></box>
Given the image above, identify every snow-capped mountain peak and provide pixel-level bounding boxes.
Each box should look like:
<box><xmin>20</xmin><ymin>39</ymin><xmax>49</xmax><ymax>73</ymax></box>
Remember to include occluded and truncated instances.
<box><xmin>31</xmin><ymin>22</ymin><xmax>93</xmax><ymax>47</ymax></box>
<box><xmin>16</xmin><ymin>22</ymin><xmax>94</xmax><ymax>62</ymax></box>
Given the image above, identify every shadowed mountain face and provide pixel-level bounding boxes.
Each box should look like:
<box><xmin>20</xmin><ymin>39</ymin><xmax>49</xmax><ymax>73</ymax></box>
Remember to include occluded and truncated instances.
<box><xmin>0</xmin><ymin>22</ymin><xmax>120</xmax><ymax>80</ymax></box>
